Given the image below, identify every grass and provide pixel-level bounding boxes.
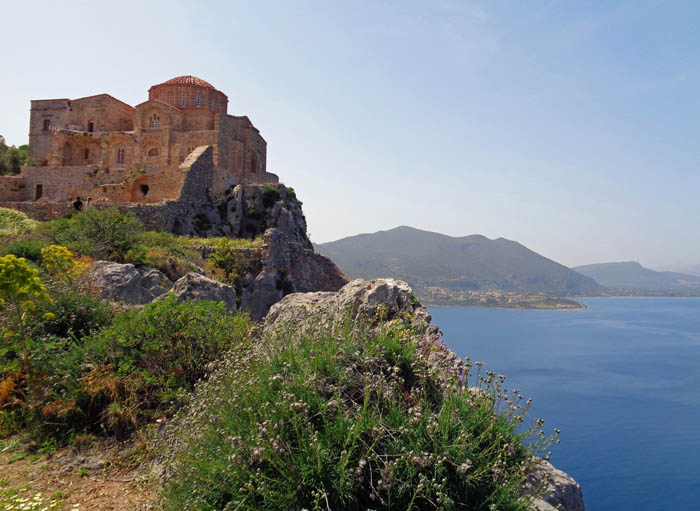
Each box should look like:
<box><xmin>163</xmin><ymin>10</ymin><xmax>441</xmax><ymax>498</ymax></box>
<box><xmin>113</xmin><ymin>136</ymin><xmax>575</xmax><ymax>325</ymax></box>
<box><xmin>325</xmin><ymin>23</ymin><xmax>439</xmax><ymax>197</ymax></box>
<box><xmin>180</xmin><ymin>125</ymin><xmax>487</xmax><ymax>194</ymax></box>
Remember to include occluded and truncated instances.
<box><xmin>162</xmin><ymin>319</ymin><xmax>556</xmax><ymax>511</ymax></box>
<box><xmin>0</xmin><ymin>208</ymin><xmax>38</xmax><ymax>237</ymax></box>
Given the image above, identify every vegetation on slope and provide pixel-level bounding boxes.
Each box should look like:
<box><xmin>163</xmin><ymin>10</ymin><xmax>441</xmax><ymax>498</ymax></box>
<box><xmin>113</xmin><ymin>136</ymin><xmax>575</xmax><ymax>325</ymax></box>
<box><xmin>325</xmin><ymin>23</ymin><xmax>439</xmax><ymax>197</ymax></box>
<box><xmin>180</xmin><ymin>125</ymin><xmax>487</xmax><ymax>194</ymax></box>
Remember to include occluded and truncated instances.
<box><xmin>0</xmin><ymin>208</ymin><xmax>558</xmax><ymax>510</ymax></box>
<box><xmin>162</xmin><ymin>319</ymin><xmax>558</xmax><ymax>511</ymax></box>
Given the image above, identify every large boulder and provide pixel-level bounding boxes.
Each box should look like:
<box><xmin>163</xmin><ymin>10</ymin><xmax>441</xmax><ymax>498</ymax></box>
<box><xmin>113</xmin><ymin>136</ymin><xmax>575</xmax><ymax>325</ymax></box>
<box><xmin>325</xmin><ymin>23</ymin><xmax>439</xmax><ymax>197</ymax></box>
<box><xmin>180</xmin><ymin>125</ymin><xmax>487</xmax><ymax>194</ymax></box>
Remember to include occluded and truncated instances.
<box><xmin>264</xmin><ymin>278</ymin><xmax>438</xmax><ymax>340</ymax></box>
<box><xmin>160</xmin><ymin>272</ymin><xmax>237</xmax><ymax>312</ymax></box>
<box><xmin>91</xmin><ymin>261</ymin><xmax>171</xmax><ymax>305</ymax></box>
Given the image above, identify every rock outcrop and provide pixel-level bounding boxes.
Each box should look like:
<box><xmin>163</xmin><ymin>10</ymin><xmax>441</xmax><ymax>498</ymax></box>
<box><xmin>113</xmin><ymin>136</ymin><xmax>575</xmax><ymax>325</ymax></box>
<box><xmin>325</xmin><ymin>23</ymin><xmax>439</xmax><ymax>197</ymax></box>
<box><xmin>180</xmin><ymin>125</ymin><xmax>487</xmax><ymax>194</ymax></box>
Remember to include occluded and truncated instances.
<box><xmin>528</xmin><ymin>460</ymin><xmax>585</xmax><ymax>511</ymax></box>
<box><xmin>264</xmin><ymin>278</ymin><xmax>585</xmax><ymax>511</ymax></box>
<box><xmin>159</xmin><ymin>272</ymin><xmax>237</xmax><ymax>312</ymax></box>
<box><xmin>90</xmin><ymin>184</ymin><xmax>348</xmax><ymax>317</ymax></box>
<box><xmin>91</xmin><ymin>261</ymin><xmax>171</xmax><ymax>305</ymax></box>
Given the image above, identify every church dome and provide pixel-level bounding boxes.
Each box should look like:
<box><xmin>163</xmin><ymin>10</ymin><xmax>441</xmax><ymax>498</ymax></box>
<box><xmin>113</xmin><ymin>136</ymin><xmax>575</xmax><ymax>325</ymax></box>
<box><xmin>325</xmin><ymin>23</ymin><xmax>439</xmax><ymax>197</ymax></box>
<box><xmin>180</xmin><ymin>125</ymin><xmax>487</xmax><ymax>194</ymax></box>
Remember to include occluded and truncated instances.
<box><xmin>153</xmin><ymin>75</ymin><xmax>219</xmax><ymax>91</ymax></box>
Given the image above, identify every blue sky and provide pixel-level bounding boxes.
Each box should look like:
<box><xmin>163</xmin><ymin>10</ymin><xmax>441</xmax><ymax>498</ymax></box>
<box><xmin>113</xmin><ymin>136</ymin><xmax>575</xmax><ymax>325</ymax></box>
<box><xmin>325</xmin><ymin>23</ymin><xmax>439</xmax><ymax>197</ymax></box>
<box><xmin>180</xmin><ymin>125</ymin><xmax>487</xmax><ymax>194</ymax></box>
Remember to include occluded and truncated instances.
<box><xmin>2</xmin><ymin>0</ymin><xmax>699</xmax><ymax>268</ymax></box>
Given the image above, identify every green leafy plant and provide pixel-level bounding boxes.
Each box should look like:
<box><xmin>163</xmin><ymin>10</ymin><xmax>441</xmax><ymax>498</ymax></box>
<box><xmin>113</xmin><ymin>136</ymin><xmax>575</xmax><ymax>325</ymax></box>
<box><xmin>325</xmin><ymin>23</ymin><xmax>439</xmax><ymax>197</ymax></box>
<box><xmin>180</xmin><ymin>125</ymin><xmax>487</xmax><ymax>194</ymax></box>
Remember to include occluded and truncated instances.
<box><xmin>0</xmin><ymin>255</ymin><xmax>53</xmax><ymax>374</ymax></box>
<box><xmin>207</xmin><ymin>238</ymin><xmax>249</xmax><ymax>286</ymax></box>
<box><xmin>41</xmin><ymin>208</ymin><xmax>143</xmax><ymax>262</ymax></box>
<box><xmin>36</xmin><ymin>296</ymin><xmax>252</xmax><ymax>439</ymax></box>
<box><xmin>0</xmin><ymin>239</ymin><xmax>48</xmax><ymax>264</ymax></box>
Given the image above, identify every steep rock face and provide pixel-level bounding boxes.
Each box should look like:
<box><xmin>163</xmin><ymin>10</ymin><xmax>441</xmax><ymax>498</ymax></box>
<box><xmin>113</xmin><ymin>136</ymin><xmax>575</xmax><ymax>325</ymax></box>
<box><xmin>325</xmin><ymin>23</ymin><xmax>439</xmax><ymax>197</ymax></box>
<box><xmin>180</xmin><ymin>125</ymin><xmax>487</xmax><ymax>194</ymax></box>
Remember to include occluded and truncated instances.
<box><xmin>173</xmin><ymin>182</ymin><xmax>348</xmax><ymax>319</ymax></box>
<box><xmin>240</xmin><ymin>228</ymin><xmax>349</xmax><ymax>319</ymax></box>
<box><xmin>264</xmin><ymin>278</ymin><xmax>585</xmax><ymax>511</ymax></box>
<box><xmin>172</xmin><ymin>182</ymin><xmax>310</xmax><ymax>243</ymax></box>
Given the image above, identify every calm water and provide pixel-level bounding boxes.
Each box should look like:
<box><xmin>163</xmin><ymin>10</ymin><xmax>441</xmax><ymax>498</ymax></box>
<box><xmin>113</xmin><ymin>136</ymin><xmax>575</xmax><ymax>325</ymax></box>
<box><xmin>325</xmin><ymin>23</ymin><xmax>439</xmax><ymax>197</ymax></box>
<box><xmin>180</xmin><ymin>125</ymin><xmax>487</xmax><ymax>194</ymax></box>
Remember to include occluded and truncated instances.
<box><xmin>430</xmin><ymin>298</ymin><xmax>700</xmax><ymax>511</ymax></box>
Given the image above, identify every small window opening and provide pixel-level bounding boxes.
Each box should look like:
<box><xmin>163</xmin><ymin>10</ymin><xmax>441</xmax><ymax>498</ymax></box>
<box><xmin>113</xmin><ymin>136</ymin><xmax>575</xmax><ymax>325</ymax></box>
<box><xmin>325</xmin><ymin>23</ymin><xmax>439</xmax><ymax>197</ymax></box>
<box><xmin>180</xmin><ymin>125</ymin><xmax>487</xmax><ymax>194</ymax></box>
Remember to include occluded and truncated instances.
<box><xmin>148</xmin><ymin>147</ymin><xmax>159</xmax><ymax>157</ymax></box>
<box><xmin>43</xmin><ymin>119</ymin><xmax>51</xmax><ymax>131</ymax></box>
<box><xmin>196</xmin><ymin>93</ymin><xmax>201</xmax><ymax>107</ymax></box>
<box><xmin>84</xmin><ymin>149</ymin><xmax>89</xmax><ymax>160</ymax></box>
<box><xmin>181</xmin><ymin>92</ymin><xmax>186</xmax><ymax>107</ymax></box>
<box><xmin>87</xmin><ymin>121</ymin><xmax>94</xmax><ymax>133</ymax></box>
<box><xmin>140</xmin><ymin>184</ymin><xmax>149</xmax><ymax>196</ymax></box>
<box><xmin>209</xmin><ymin>98</ymin><xmax>214</xmax><ymax>109</ymax></box>
<box><xmin>116</xmin><ymin>148</ymin><xmax>125</xmax><ymax>164</ymax></box>
<box><xmin>35</xmin><ymin>184</ymin><xmax>43</xmax><ymax>200</ymax></box>
<box><xmin>150</xmin><ymin>114</ymin><xmax>160</xmax><ymax>128</ymax></box>
<box><xmin>250</xmin><ymin>157</ymin><xmax>257</xmax><ymax>174</ymax></box>
<box><xmin>168</xmin><ymin>92</ymin><xmax>172</xmax><ymax>105</ymax></box>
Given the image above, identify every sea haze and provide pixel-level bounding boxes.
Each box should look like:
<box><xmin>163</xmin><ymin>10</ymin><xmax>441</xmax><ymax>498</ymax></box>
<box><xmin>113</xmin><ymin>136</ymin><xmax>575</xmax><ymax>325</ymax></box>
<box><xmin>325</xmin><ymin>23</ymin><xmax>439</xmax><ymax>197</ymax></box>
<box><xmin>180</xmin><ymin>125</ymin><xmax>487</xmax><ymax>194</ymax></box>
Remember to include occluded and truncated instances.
<box><xmin>430</xmin><ymin>298</ymin><xmax>700</xmax><ymax>511</ymax></box>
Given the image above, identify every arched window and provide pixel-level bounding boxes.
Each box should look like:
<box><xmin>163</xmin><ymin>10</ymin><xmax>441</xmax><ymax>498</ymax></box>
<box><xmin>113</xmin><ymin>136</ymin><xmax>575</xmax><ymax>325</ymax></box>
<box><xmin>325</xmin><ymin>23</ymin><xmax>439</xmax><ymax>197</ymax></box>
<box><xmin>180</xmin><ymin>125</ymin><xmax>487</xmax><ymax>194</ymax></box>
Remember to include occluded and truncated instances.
<box><xmin>116</xmin><ymin>148</ymin><xmax>125</xmax><ymax>164</ymax></box>
<box><xmin>150</xmin><ymin>114</ymin><xmax>160</xmax><ymax>128</ymax></box>
<box><xmin>148</xmin><ymin>147</ymin><xmax>159</xmax><ymax>157</ymax></box>
<box><xmin>43</xmin><ymin>119</ymin><xmax>51</xmax><ymax>131</ymax></box>
<box><xmin>196</xmin><ymin>93</ymin><xmax>201</xmax><ymax>107</ymax></box>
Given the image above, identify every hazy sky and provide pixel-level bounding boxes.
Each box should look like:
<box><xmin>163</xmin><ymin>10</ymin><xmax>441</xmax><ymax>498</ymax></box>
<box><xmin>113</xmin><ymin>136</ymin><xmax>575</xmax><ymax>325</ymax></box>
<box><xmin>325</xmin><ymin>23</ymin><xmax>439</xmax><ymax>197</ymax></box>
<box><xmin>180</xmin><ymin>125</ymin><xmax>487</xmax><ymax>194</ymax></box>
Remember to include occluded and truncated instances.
<box><xmin>2</xmin><ymin>1</ymin><xmax>699</xmax><ymax>268</ymax></box>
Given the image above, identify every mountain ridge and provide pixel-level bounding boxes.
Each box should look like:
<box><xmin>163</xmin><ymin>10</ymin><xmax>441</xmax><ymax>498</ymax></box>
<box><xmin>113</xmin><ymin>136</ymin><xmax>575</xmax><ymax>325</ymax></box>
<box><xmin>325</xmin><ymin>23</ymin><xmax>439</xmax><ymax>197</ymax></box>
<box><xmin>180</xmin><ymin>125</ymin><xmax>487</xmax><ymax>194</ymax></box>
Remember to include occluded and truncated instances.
<box><xmin>314</xmin><ymin>226</ymin><xmax>604</xmax><ymax>299</ymax></box>
<box><xmin>573</xmin><ymin>261</ymin><xmax>700</xmax><ymax>295</ymax></box>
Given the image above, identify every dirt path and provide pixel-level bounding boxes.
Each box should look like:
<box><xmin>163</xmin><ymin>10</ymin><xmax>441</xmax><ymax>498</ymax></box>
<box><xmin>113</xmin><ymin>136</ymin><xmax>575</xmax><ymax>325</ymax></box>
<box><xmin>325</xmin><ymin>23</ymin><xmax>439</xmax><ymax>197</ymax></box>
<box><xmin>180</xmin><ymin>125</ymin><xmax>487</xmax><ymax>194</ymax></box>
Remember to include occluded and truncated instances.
<box><xmin>0</xmin><ymin>438</ymin><xmax>157</xmax><ymax>510</ymax></box>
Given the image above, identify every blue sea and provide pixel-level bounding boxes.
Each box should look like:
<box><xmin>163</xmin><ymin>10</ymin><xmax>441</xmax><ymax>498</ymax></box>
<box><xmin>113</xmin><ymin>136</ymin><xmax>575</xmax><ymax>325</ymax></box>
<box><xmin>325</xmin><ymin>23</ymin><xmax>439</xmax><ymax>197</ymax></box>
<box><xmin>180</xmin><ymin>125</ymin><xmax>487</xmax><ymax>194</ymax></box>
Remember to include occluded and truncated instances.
<box><xmin>430</xmin><ymin>298</ymin><xmax>700</xmax><ymax>511</ymax></box>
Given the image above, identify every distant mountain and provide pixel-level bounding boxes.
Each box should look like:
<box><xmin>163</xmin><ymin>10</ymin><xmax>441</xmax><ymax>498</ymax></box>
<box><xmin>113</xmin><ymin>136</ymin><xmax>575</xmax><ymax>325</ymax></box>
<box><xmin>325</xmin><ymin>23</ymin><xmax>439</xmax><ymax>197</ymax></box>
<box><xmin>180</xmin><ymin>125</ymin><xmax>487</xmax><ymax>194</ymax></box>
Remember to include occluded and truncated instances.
<box><xmin>314</xmin><ymin>226</ymin><xmax>604</xmax><ymax>297</ymax></box>
<box><xmin>573</xmin><ymin>262</ymin><xmax>700</xmax><ymax>295</ymax></box>
<box><xmin>670</xmin><ymin>264</ymin><xmax>700</xmax><ymax>277</ymax></box>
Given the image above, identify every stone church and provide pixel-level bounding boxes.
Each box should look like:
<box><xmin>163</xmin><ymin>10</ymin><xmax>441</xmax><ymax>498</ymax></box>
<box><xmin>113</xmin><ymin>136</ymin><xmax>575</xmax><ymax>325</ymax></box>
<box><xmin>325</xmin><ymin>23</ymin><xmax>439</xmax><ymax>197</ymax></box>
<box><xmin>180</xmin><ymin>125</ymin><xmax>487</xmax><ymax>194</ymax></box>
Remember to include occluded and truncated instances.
<box><xmin>0</xmin><ymin>76</ymin><xmax>278</xmax><ymax>211</ymax></box>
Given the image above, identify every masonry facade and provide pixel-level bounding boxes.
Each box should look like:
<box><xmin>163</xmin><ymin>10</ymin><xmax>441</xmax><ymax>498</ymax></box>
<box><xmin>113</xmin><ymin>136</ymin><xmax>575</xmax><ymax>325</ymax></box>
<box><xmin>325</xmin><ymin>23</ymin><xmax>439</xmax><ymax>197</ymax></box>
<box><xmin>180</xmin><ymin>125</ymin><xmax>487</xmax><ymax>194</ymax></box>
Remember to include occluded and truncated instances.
<box><xmin>0</xmin><ymin>76</ymin><xmax>278</xmax><ymax>207</ymax></box>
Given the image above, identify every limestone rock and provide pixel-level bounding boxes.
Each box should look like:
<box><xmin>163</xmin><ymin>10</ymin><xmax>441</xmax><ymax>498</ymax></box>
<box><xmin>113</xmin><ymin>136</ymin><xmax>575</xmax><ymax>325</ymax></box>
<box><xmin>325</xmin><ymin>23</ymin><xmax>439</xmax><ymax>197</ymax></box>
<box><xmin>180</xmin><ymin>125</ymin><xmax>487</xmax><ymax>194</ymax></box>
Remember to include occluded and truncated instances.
<box><xmin>529</xmin><ymin>460</ymin><xmax>585</xmax><ymax>511</ymax></box>
<box><xmin>238</xmin><ymin>227</ymin><xmax>348</xmax><ymax>320</ymax></box>
<box><xmin>91</xmin><ymin>261</ymin><xmax>170</xmax><ymax>305</ymax></box>
<box><xmin>162</xmin><ymin>272</ymin><xmax>237</xmax><ymax>312</ymax></box>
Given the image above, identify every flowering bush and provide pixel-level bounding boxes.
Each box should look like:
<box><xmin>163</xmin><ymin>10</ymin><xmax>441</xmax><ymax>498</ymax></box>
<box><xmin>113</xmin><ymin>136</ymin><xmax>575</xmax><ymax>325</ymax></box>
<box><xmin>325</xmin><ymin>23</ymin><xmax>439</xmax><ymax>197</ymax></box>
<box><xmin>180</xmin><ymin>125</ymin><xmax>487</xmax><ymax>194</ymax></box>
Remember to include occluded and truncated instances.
<box><xmin>162</xmin><ymin>321</ymin><xmax>557</xmax><ymax>510</ymax></box>
<box><xmin>40</xmin><ymin>244</ymin><xmax>90</xmax><ymax>286</ymax></box>
<box><xmin>0</xmin><ymin>254</ymin><xmax>53</xmax><ymax>373</ymax></box>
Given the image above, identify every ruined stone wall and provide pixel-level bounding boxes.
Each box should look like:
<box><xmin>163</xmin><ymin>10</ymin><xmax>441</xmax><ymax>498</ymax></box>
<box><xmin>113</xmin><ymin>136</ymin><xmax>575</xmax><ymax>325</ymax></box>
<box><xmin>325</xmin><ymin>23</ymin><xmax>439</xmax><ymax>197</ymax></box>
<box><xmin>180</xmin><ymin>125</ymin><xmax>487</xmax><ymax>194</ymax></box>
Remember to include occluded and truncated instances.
<box><xmin>0</xmin><ymin>176</ymin><xmax>26</xmax><ymax>201</ymax></box>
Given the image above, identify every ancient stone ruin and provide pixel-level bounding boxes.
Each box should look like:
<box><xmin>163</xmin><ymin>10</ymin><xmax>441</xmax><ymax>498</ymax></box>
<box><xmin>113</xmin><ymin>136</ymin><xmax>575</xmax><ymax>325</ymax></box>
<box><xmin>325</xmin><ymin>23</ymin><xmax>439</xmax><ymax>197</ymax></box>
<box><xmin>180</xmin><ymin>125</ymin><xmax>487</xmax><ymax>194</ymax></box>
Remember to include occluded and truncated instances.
<box><xmin>0</xmin><ymin>75</ymin><xmax>278</xmax><ymax>224</ymax></box>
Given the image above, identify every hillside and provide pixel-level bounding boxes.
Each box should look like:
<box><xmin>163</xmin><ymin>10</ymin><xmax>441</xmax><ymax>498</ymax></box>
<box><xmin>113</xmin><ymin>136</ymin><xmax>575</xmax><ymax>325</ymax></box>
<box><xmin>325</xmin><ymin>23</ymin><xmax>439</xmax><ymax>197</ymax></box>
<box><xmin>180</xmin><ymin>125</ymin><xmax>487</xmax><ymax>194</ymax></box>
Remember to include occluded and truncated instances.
<box><xmin>315</xmin><ymin>226</ymin><xmax>604</xmax><ymax>299</ymax></box>
<box><xmin>573</xmin><ymin>261</ymin><xmax>700</xmax><ymax>295</ymax></box>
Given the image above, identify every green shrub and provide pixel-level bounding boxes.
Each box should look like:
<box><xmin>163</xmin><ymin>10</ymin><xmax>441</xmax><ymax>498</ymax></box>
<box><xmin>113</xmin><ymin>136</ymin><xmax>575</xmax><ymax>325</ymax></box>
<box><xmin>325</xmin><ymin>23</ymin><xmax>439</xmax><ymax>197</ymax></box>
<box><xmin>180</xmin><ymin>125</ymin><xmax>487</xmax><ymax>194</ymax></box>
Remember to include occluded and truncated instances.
<box><xmin>261</xmin><ymin>185</ymin><xmax>281</xmax><ymax>208</ymax></box>
<box><xmin>162</xmin><ymin>322</ymin><xmax>556</xmax><ymax>511</ymax></box>
<box><xmin>0</xmin><ymin>208</ymin><xmax>38</xmax><ymax>236</ymax></box>
<box><xmin>35</xmin><ymin>296</ymin><xmax>252</xmax><ymax>438</ymax></box>
<box><xmin>40</xmin><ymin>207</ymin><xmax>143</xmax><ymax>262</ymax></box>
<box><xmin>0</xmin><ymin>239</ymin><xmax>48</xmax><ymax>264</ymax></box>
<box><xmin>207</xmin><ymin>238</ymin><xmax>249</xmax><ymax>286</ymax></box>
<box><xmin>30</xmin><ymin>291</ymin><xmax>112</xmax><ymax>342</ymax></box>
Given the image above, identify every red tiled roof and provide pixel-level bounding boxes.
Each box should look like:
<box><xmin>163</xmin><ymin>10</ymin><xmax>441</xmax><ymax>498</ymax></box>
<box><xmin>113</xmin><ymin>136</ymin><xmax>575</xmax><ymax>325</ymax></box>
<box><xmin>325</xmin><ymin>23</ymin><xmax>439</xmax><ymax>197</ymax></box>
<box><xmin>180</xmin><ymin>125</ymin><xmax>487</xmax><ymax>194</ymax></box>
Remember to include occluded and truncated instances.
<box><xmin>152</xmin><ymin>75</ymin><xmax>219</xmax><ymax>91</ymax></box>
